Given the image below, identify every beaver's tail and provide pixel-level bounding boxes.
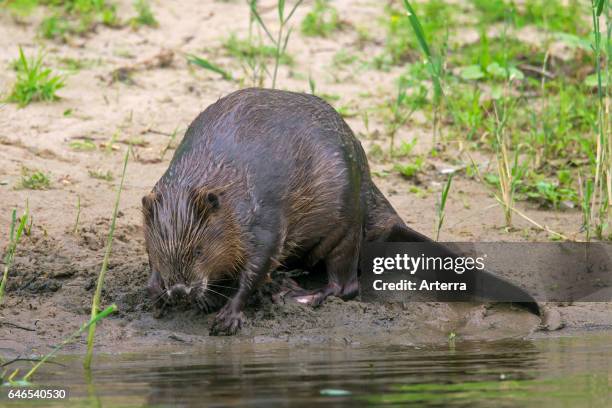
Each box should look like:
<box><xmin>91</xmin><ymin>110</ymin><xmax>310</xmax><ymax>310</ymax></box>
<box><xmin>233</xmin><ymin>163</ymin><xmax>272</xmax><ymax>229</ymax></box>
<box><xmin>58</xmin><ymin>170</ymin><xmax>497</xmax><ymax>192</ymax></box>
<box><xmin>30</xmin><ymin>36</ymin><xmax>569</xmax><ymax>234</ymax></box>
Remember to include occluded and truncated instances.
<box><xmin>364</xmin><ymin>183</ymin><xmax>540</xmax><ymax>316</ymax></box>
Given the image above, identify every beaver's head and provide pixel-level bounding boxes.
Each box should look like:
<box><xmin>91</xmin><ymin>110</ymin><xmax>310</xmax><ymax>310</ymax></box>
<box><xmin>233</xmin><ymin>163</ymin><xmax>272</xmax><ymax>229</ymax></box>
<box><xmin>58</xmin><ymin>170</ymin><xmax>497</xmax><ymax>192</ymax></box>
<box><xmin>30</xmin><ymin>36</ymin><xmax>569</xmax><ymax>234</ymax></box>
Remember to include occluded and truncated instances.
<box><xmin>142</xmin><ymin>186</ymin><xmax>244</xmax><ymax>312</ymax></box>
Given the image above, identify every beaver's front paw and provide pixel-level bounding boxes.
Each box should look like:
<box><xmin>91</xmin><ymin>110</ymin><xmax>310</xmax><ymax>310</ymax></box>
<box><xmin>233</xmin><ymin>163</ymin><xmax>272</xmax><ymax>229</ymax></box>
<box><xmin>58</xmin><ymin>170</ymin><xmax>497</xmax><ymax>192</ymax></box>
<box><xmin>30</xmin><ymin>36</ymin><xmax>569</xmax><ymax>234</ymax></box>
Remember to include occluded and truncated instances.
<box><xmin>209</xmin><ymin>305</ymin><xmax>245</xmax><ymax>336</ymax></box>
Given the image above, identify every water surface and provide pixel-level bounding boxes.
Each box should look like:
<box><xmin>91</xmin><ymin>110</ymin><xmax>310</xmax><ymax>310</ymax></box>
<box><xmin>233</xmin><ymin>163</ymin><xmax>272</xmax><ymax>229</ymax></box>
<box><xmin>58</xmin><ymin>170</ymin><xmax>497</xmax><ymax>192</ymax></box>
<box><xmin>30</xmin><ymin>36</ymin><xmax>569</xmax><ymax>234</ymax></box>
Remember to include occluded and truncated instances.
<box><xmin>3</xmin><ymin>333</ymin><xmax>611</xmax><ymax>407</ymax></box>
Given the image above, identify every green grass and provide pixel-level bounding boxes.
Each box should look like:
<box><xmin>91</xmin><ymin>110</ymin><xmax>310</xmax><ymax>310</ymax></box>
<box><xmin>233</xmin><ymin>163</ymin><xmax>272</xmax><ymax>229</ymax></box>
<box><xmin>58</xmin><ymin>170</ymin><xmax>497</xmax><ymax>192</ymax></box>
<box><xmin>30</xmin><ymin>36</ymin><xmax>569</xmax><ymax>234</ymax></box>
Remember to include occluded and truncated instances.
<box><xmin>301</xmin><ymin>0</ymin><xmax>340</xmax><ymax>37</ymax></box>
<box><xmin>187</xmin><ymin>54</ymin><xmax>233</xmax><ymax>80</ymax></box>
<box><xmin>84</xmin><ymin>147</ymin><xmax>129</xmax><ymax>369</ymax></box>
<box><xmin>435</xmin><ymin>174</ymin><xmax>453</xmax><ymax>241</ymax></box>
<box><xmin>1</xmin><ymin>0</ymin><xmax>38</xmax><ymax>16</ymax></box>
<box><xmin>9</xmin><ymin>0</ymin><xmax>120</xmax><ymax>40</ymax></box>
<box><xmin>7</xmin><ymin>47</ymin><xmax>65</xmax><ymax>107</ymax></box>
<box><xmin>380</xmin><ymin>0</ymin><xmax>453</xmax><ymax>66</ymax></box>
<box><xmin>18</xmin><ymin>168</ymin><xmax>51</xmax><ymax>190</ymax></box>
<box><xmin>246</xmin><ymin>0</ymin><xmax>303</xmax><ymax>88</ymax></box>
<box><xmin>130</xmin><ymin>0</ymin><xmax>157</xmax><ymax>28</ymax></box>
<box><xmin>88</xmin><ymin>169</ymin><xmax>114</xmax><ymax>181</ymax></box>
<box><xmin>0</xmin><ymin>207</ymin><xmax>29</xmax><ymax>305</ymax></box>
<box><xmin>5</xmin><ymin>304</ymin><xmax>118</xmax><ymax>384</ymax></box>
<box><xmin>73</xmin><ymin>194</ymin><xmax>81</xmax><ymax>234</ymax></box>
<box><xmin>69</xmin><ymin>138</ymin><xmax>97</xmax><ymax>151</ymax></box>
<box><xmin>224</xmin><ymin>33</ymin><xmax>294</xmax><ymax>66</ymax></box>
<box><xmin>394</xmin><ymin>156</ymin><xmax>425</xmax><ymax>179</ymax></box>
<box><xmin>471</xmin><ymin>0</ymin><xmax>586</xmax><ymax>33</ymax></box>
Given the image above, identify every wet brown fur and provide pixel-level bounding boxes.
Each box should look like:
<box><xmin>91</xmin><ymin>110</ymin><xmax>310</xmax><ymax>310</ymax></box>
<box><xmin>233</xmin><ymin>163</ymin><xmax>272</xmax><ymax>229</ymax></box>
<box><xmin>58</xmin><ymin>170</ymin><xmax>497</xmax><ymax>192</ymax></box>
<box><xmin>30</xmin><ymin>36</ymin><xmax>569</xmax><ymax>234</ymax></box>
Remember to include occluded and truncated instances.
<box><xmin>142</xmin><ymin>88</ymin><xmax>539</xmax><ymax>335</ymax></box>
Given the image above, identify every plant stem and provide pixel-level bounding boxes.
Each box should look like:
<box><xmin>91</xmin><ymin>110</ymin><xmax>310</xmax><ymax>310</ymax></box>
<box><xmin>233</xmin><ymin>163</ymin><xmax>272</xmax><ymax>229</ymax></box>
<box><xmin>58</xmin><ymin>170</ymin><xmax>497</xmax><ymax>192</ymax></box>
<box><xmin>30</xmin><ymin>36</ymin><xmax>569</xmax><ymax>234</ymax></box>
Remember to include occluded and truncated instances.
<box><xmin>0</xmin><ymin>207</ymin><xmax>29</xmax><ymax>305</ymax></box>
<box><xmin>84</xmin><ymin>147</ymin><xmax>129</xmax><ymax>369</ymax></box>
<box><xmin>73</xmin><ymin>194</ymin><xmax>81</xmax><ymax>234</ymax></box>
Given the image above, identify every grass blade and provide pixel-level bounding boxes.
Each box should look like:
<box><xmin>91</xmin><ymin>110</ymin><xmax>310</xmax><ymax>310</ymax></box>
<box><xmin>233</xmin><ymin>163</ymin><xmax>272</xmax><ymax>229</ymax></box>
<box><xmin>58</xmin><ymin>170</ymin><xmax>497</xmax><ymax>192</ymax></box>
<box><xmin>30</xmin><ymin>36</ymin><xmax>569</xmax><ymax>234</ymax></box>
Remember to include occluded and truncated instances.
<box><xmin>83</xmin><ymin>147</ymin><xmax>129</xmax><ymax>369</ymax></box>
<box><xmin>20</xmin><ymin>304</ymin><xmax>118</xmax><ymax>383</ymax></box>
<box><xmin>186</xmin><ymin>54</ymin><xmax>232</xmax><ymax>80</ymax></box>
<box><xmin>402</xmin><ymin>0</ymin><xmax>431</xmax><ymax>58</ymax></box>
<box><xmin>249</xmin><ymin>1</ymin><xmax>276</xmax><ymax>44</ymax></box>
<box><xmin>435</xmin><ymin>173</ymin><xmax>453</xmax><ymax>241</ymax></box>
<box><xmin>0</xmin><ymin>206</ymin><xmax>29</xmax><ymax>305</ymax></box>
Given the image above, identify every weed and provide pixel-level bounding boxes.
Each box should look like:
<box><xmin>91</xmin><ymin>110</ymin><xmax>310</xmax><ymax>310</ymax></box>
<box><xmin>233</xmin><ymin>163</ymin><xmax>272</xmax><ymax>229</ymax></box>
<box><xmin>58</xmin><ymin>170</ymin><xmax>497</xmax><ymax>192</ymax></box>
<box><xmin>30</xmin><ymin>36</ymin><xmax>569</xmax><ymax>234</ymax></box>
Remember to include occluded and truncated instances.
<box><xmin>493</xmin><ymin>96</ymin><xmax>525</xmax><ymax>228</ymax></box>
<box><xmin>36</xmin><ymin>0</ymin><xmax>118</xmax><ymax>39</ymax></box>
<box><xmin>384</xmin><ymin>76</ymin><xmax>427</xmax><ymax>155</ymax></box>
<box><xmin>160</xmin><ymin>126</ymin><xmax>179</xmax><ymax>160</ymax></box>
<box><xmin>401</xmin><ymin>0</ymin><xmax>446</xmax><ymax>142</ymax></box>
<box><xmin>585</xmin><ymin>0</ymin><xmax>611</xmax><ymax>240</ymax></box>
<box><xmin>84</xmin><ymin>147</ymin><xmax>129</xmax><ymax>369</ymax></box>
<box><xmin>301</xmin><ymin>0</ymin><xmax>340</xmax><ymax>37</ymax></box>
<box><xmin>7</xmin><ymin>47</ymin><xmax>64</xmax><ymax>107</ymax></box>
<box><xmin>1</xmin><ymin>0</ymin><xmax>38</xmax><ymax>16</ymax></box>
<box><xmin>248</xmin><ymin>0</ymin><xmax>303</xmax><ymax>88</ymax></box>
<box><xmin>187</xmin><ymin>54</ymin><xmax>232</xmax><ymax>80</ymax></box>
<box><xmin>435</xmin><ymin>174</ymin><xmax>453</xmax><ymax>241</ymax></box>
<box><xmin>19</xmin><ymin>168</ymin><xmax>51</xmax><ymax>190</ymax></box>
<box><xmin>73</xmin><ymin>195</ymin><xmax>81</xmax><ymax>234</ymax></box>
<box><xmin>69</xmin><ymin>138</ymin><xmax>97</xmax><ymax>151</ymax></box>
<box><xmin>394</xmin><ymin>156</ymin><xmax>424</xmax><ymax>179</ymax></box>
<box><xmin>88</xmin><ymin>169</ymin><xmax>114</xmax><ymax>181</ymax></box>
<box><xmin>332</xmin><ymin>50</ymin><xmax>357</xmax><ymax>68</ymax></box>
<box><xmin>130</xmin><ymin>0</ymin><xmax>157</xmax><ymax>28</ymax></box>
<box><xmin>393</xmin><ymin>139</ymin><xmax>418</xmax><ymax>158</ymax></box>
<box><xmin>39</xmin><ymin>13</ymin><xmax>70</xmax><ymax>39</ymax></box>
<box><xmin>0</xmin><ymin>207</ymin><xmax>29</xmax><ymax>305</ymax></box>
<box><xmin>104</xmin><ymin>131</ymin><xmax>119</xmax><ymax>153</ymax></box>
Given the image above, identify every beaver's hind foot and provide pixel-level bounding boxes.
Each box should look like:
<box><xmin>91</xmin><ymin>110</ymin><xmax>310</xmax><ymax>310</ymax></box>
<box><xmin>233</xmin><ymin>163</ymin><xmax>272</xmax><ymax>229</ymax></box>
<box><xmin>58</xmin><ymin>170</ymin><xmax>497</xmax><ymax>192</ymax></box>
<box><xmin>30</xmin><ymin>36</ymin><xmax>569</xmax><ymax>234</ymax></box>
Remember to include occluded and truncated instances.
<box><xmin>284</xmin><ymin>279</ymin><xmax>359</xmax><ymax>307</ymax></box>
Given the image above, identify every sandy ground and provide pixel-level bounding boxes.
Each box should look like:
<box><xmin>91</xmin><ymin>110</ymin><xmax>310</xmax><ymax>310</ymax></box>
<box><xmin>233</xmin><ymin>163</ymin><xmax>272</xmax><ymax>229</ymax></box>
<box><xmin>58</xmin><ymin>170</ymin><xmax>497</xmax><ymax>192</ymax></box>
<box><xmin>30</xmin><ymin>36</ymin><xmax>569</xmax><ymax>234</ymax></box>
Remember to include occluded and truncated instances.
<box><xmin>0</xmin><ymin>0</ymin><xmax>610</xmax><ymax>357</ymax></box>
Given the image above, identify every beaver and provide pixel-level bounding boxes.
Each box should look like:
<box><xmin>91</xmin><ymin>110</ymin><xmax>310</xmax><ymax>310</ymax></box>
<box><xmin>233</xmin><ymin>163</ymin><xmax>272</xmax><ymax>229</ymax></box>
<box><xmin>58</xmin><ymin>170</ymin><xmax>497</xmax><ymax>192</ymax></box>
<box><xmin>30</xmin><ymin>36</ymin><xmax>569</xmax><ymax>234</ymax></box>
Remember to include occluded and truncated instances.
<box><xmin>142</xmin><ymin>88</ymin><xmax>538</xmax><ymax>336</ymax></box>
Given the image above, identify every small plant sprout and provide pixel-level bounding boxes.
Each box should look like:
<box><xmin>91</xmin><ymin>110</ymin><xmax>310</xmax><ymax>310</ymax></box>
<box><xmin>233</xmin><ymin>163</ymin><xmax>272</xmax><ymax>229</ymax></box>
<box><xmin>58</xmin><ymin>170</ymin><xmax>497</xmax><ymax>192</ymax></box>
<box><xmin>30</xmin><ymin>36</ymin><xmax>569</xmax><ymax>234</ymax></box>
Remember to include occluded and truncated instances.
<box><xmin>131</xmin><ymin>0</ymin><xmax>158</xmax><ymax>28</ymax></box>
<box><xmin>435</xmin><ymin>173</ymin><xmax>453</xmax><ymax>241</ymax></box>
<box><xmin>301</xmin><ymin>0</ymin><xmax>340</xmax><ymax>37</ymax></box>
<box><xmin>0</xmin><ymin>206</ymin><xmax>29</xmax><ymax>305</ymax></box>
<box><xmin>493</xmin><ymin>98</ymin><xmax>524</xmax><ymax>229</ymax></box>
<box><xmin>88</xmin><ymin>169</ymin><xmax>114</xmax><ymax>181</ymax></box>
<box><xmin>308</xmin><ymin>74</ymin><xmax>316</xmax><ymax>94</ymax></box>
<box><xmin>249</xmin><ymin>0</ymin><xmax>304</xmax><ymax>88</ymax></box>
<box><xmin>73</xmin><ymin>194</ymin><xmax>81</xmax><ymax>235</ymax></box>
<box><xmin>69</xmin><ymin>138</ymin><xmax>97</xmax><ymax>151</ymax></box>
<box><xmin>19</xmin><ymin>168</ymin><xmax>51</xmax><ymax>190</ymax></box>
<box><xmin>401</xmin><ymin>0</ymin><xmax>445</xmax><ymax>143</ymax></box>
<box><xmin>187</xmin><ymin>54</ymin><xmax>233</xmax><ymax>80</ymax></box>
<box><xmin>84</xmin><ymin>147</ymin><xmax>130</xmax><ymax>369</ymax></box>
<box><xmin>160</xmin><ymin>126</ymin><xmax>180</xmax><ymax>160</ymax></box>
<box><xmin>7</xmin><ymin>47</ymin><xmax>65</xmax><ymax>107</ymax></box>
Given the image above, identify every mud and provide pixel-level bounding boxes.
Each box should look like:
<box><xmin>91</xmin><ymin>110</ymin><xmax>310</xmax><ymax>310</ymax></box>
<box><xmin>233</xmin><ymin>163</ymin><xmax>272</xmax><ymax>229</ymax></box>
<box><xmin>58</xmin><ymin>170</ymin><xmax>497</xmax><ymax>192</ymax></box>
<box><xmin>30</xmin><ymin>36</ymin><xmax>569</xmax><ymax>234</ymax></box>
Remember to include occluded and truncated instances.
<box><xmin>1</xmin><ymin>0</ymin><xmax>610</xmax><ymax>357</ymax></box>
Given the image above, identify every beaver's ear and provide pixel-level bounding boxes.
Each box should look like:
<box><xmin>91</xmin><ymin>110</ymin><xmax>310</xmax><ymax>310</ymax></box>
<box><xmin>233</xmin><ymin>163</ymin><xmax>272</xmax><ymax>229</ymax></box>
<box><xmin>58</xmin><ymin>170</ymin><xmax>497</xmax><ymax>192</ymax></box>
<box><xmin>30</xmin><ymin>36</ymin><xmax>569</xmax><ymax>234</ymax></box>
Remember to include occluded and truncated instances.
<box><xmin>142</xmin><ymin>192</ymin><xmax>159</xmax><ymax>216</ymax></box>
<box><xmin>193</xmin><ymin>189</ymin><xmax>220</xmax><ymax>214</ymax></box>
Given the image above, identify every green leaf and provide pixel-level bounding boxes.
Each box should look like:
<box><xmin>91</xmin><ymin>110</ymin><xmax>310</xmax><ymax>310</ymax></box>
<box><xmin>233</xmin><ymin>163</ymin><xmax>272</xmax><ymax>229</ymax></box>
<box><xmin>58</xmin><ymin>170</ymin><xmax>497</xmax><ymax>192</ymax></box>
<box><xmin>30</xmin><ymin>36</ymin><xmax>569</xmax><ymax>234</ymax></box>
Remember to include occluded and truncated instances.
<box><xmin>402</xmin><ymin>0</ymin><xmax>431</xmax><ymax>58</ymax></box>
<box><xmin>459</xmin><ymin>65</ymin><xmax>485</xmax><ymax>80</ymax></box>
<box><xmin>486</xmin><ymin>62</ymin><xmax>506</xmax><ymax>78</ymax></box>
<box><xmin>596</xmin><ymin>0</ymin><xmax>605</xmax><ymax>16</ymax></box>
<box><xmin>508</xmin><ymin>67</ymin><xmax>524</xmax><ymax>81</ymax></box>
<box><xmin>186</xmin><ymin>54</ymin><xmax>232</xmax><ymax>80</ymax></box>
<box><xmin>278</xmin><ymin>0</ymin><xmax>285</xmax><ymax>21</ymax></box>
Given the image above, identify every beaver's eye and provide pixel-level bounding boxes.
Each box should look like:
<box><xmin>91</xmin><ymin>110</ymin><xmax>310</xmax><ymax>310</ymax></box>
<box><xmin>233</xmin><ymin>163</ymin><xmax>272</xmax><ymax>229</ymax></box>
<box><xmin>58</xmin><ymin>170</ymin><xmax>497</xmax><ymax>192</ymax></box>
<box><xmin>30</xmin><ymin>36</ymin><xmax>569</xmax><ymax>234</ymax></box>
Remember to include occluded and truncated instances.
<box><xmin>194</xmin><ymin>248</ymin><xmax>205</xmax><ymax>258</ymax></box>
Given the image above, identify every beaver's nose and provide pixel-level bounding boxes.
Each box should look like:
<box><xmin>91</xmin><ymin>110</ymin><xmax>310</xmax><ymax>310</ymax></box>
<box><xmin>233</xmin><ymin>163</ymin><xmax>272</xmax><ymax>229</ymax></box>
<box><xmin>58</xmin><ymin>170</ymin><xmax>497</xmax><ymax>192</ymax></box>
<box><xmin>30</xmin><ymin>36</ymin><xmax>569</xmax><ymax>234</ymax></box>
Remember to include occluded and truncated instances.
<box><xmin>168</xmin><ymin>284</ymin><xmax>191</xmax><ymax>299</ymax></box>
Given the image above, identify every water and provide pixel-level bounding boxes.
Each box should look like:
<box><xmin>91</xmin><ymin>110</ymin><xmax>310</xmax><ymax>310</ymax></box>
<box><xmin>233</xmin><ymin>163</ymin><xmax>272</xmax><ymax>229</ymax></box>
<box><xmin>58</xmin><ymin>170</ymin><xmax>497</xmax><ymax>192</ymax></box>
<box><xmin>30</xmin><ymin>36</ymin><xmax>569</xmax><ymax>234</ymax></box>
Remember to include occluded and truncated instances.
<box><xmin>3</xmin><ymin>333</ymin><xmax>612</xmax><ymax>407</ymax></box>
